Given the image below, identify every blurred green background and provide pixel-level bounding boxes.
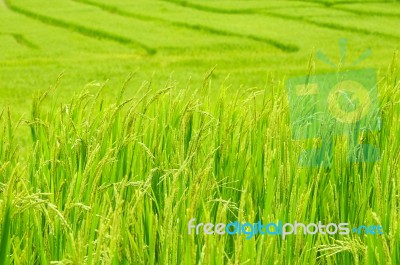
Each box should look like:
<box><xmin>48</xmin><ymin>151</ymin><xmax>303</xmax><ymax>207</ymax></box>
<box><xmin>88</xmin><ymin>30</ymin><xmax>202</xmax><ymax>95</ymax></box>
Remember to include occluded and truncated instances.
<box><xmin>1</xmin><ymin>0</ymin><xmax>399</xmax><ymax>116</ymax></box>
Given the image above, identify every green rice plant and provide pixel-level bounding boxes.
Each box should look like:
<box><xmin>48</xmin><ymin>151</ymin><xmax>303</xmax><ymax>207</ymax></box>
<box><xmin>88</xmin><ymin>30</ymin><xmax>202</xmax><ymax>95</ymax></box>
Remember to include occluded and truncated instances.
<box><xmin>0</xmin><ymin>57</ymin><xmax>399</xmax><ymax>264</ymax></box>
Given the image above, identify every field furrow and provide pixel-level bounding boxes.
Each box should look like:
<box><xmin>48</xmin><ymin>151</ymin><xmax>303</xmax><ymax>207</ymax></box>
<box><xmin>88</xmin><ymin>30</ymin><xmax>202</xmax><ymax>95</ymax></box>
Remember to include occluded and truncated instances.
<box><xmin>165</xmin><ymin>0</ymin><xmax>400</xmax><ymax>45</ymax></box>
<box><xmin>260</xmin><ymin>5</ymin><xmax>400</xmax><ymax>41</ymax></box>
<box><xmin>71</xmin><ymin>0</ymin><xmax>298</xmax><ymax>52</ymax></box>
<box><xmin>111</xmin><ymin>0</ymin><xmax>395</xmax><ymax>55</ymax></box>
<box><xmin>5</xmin><ymin>0</ymin><xmax>155</xmax><ymax>54</ymax></box>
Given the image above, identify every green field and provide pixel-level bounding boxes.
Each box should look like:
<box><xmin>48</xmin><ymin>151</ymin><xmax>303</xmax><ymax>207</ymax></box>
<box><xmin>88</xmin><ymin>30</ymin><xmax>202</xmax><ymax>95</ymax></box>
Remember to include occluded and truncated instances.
<box><xmin>0</xmin><ymin>0</ymin><xmax>399</xmax><ymax>264</ymax></box>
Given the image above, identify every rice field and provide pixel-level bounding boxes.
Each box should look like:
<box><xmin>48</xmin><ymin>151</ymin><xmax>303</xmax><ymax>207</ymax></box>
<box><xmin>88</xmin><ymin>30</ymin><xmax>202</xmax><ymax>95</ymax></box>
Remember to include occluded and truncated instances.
<box><xmin>0</xmin><ymin>0</ymin><xmax>399</xmax><ymax>264</ymax></box>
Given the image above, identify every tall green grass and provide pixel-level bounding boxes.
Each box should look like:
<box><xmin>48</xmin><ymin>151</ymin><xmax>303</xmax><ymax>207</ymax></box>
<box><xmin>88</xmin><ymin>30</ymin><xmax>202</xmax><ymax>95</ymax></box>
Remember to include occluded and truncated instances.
<box><xmin>0</xmin><ymin>60</ymin><xmax>399</xmax><ymax>264</ymax></box>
